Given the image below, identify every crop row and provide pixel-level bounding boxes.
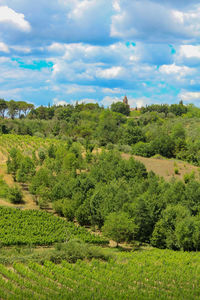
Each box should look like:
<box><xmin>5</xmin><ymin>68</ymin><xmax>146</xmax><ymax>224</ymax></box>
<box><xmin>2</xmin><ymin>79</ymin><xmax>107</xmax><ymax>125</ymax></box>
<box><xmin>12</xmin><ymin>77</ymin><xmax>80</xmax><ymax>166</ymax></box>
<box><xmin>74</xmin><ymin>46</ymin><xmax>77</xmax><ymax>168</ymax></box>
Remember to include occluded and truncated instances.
<box><xmin>0</xmin><ymin>248</ymin><xmax>199</xmax><ymax>299</ymax></box>
<box><xmin>0</xmin><ymin>207</ymin><xmax>107</xmax><ymax>246</ymax></box>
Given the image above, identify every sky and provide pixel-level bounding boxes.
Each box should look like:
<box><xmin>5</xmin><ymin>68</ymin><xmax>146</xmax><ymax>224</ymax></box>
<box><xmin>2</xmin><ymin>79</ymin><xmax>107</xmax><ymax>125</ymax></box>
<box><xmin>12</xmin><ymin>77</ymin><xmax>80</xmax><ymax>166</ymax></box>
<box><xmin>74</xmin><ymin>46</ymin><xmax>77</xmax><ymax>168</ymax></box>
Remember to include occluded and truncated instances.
<box><xmin>0</xmin><ymin>0</ymin><xmax>200</xmax><ymax>107</ymax></box>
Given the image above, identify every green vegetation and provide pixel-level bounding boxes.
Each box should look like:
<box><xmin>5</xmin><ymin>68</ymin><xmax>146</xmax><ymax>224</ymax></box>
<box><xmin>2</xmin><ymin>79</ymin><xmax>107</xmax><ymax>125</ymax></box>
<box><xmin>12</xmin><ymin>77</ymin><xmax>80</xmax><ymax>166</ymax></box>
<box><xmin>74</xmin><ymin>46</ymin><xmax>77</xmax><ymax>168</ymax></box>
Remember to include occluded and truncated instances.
<box><xmin>8</xmin><ymin>186</ymin><xmax>23</xmax><ymax>204</ymax></box>
<box><xmin>0</xmin><ymin>249</ymin><xmax>199</xmax><ymax>299</ymax></box>
<box><xmin>1</xmin><ymin>100</ymin><xmax>200</xmax><ymax>298</ymax></box>
<box><xmin>0</xmin><ymin>176</ymin><xmax>9</xmax><ymax>199</ymax></box>
<box><xmin>0</xmin><ymin>133</ymin><xmax>200</xmax><ymax>251</ymax></box>
<box><xmin>1</xmin><ymin>100</ymin><xmax>200</xmax><ymax>166</ymax></box>
<box><xmin>0</xmin><ymin>207</ymin><xmax>108</xmax><ymax>246</ymax></box>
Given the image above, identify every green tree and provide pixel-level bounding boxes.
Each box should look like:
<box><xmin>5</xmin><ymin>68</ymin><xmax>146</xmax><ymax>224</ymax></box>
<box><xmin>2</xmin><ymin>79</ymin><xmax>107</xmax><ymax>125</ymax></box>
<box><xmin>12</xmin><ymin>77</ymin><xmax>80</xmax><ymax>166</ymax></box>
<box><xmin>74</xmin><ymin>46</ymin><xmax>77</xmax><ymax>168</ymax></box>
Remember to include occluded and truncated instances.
<box><xmin>102</xmin><ymin>212</ymin><xmax>136</xmax><ymax>246</ymax></box>
<box><xmin>111</xmin><ymin>102</ymin><xmax>130</xmax><ymax>116</ymax></box>
<box><xmin>6</xmin><ymin>148</ymin><xmax>22</xmax><ymax>181</ymax></box>
<box><xmin>16</xmin><ymin>157</ymin><xmax>35</xmax><ymax>183</ymax></box>
<box><xmin>8</xmin><ymin>185</ymin><xmax>23</xmax><ymax>204</ymax></box>
<box><xmin>0</xmin><ymin>99</ymin><xmax>8</xmax><ymax>118</ymax></box>
<box><xmin>7</xmin><ymin>100</ymin><xmax>18</xmax><ymax>119</ymax></box>
<box><xmin>151</xmin><ymin>205</ymin><xmax>190</xmax><ymax>249</ymax></box>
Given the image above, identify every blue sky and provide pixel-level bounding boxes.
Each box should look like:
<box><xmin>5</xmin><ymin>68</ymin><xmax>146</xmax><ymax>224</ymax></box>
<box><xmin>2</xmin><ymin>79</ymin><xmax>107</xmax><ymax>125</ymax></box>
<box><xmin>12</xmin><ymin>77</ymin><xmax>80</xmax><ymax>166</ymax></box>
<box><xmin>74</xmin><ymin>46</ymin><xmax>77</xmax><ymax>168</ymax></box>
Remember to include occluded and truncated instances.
<box><xmin>0</xmin><ymin>0</ymin><xmax>200</xmax><ymax>107</ymax></box>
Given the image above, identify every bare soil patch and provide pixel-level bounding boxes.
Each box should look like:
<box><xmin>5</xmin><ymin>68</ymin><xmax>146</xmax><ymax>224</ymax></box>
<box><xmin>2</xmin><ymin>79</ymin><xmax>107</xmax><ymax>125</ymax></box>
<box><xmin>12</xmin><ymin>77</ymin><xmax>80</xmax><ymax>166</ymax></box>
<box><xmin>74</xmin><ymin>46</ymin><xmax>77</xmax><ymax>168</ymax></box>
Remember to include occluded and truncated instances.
<box><xmin>121</xmin><ymin>153</ymin><xmax>199</xmax><ymax>181</ymax></box>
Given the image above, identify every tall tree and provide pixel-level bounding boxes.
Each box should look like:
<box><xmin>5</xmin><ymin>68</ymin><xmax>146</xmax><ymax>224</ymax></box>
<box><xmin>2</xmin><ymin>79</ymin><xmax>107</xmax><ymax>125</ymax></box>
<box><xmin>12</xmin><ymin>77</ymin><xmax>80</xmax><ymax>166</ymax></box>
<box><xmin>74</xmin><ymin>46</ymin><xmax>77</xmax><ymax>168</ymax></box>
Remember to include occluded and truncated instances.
<box><xmin>0</xmin><ymin>99</ymin><xmax>8</xmax><ymax>118</ymax></box>
<box><xmin>7</xmin><ymin>100</ymin><xmax>18</xmax><ymax>119</ymax></box>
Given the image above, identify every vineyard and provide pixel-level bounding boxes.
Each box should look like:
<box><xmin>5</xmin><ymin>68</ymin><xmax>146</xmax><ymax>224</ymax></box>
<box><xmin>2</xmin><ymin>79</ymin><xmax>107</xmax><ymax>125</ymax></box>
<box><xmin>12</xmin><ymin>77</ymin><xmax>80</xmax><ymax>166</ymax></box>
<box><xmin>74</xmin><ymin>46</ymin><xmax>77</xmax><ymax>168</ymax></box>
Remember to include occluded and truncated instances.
<box><xmin>0</xmin><ymin>249</ymin><xmax>199</xmax><ymax>299</ymax></box>
<box><xmin>0</xmin><ymin>207</ymin><xmax>107</xmax><ymax>246</ymax></box>
<box><xmin>0</xmin><ymin>134</ymin><xmax>64</xmax><ymax>157</ymax></box>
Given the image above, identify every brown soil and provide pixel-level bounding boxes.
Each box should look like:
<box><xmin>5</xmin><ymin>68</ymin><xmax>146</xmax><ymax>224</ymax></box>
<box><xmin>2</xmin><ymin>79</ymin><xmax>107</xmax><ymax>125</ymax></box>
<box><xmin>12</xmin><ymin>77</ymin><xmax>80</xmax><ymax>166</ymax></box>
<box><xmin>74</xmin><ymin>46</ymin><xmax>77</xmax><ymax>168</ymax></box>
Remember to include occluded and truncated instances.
<box><xmin>0</xmin><ymin>162</ymin><xmax>38</xmax><ymax>210</ymax></box>
<box><xmin>121</xmin><ymin>153</ymin><xmax>199</xmax><ymax>181</ymax></box>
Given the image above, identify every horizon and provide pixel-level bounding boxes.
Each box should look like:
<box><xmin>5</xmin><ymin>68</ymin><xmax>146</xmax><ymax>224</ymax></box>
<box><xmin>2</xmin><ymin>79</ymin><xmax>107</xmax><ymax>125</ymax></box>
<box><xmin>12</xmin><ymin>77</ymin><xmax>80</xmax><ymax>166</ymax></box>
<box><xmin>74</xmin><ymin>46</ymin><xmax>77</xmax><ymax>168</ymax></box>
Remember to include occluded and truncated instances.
<box><xmin>0</xmin><ymin>1</ymin><xmax>200</xmax><ymax>107</ymax></box>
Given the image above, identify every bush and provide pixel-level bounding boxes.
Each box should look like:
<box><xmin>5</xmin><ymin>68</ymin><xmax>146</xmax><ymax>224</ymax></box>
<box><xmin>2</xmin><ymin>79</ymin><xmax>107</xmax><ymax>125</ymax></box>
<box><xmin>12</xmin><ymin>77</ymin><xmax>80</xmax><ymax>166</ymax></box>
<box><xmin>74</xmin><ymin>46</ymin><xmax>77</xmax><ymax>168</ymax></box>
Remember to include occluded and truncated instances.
<box><xmin>174</xmin><ymin>168</ymin><xmax>179</xmax><ymax>175</ymax></box>
<box><xmin>8</xmin><ymin>186</ymin><xmax>23</xmax><ymax>204</ymax></box>
<box><xmin>51</xmin><ymin>239</ymin><xmax>110</xmax><ymax>264</ymax></box>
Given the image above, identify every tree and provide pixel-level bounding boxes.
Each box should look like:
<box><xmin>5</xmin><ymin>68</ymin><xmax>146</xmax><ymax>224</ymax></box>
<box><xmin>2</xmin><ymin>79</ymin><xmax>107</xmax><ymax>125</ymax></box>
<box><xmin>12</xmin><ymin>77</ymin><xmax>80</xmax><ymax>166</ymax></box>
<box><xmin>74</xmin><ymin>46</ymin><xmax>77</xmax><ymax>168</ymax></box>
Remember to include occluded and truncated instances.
<box><xmin>111</xmin><ymin>102</ymin><xmax>130</xmax><ymax>116</ymax></box>
<box><xmin>16</xmin><ymin>157</ymin><xmax>35</xmax><ymax>183</ymax></box>
<box><xmin>0</xmin><ymin>99</ymin><xmax>8</xmax><ymax>118</ymax></box>
<box><xmin>96</xmin><ymin>111</ymin><xmax>119</xmax><ymax>146</ymax></box>
<box><xmin>8</xmin><ymin>185</ymin><xmax>23</xmax><ymax>204</ymax></box>
<box><xmin>175</xmin><ymin>216</ymin><xmax>199</xmax><ymax>251</ymax></box>
<box><xmin>123</xmin><ymin>125</ymin><xmax>145</xmax><ymax>145</ymax></box>
<box><xmin>7</xmin><ymin>148</ymin><xmax>22</xmax><ymax>181</ymax></box>
<box><xmin>102</xmin><ymin>212</ymin><xmax>136</xmax><ymax>246</ymax></box>
<box><xmin>151</xmin><ymin>205</ymin><xmax>191</xmax><ymax>250</ymax></box>
<box><xmin>7</xmin><ymin>100</ymin><xmax>18</xmax><ymax>119</ymax></box>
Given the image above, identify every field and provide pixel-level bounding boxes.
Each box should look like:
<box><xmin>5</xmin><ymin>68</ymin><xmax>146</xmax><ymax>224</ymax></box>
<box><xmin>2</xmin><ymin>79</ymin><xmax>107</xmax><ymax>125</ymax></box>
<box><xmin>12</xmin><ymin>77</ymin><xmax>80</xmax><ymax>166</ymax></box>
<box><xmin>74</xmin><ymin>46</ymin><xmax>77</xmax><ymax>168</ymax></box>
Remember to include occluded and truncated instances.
<box><xmin>0</xmin><ymin>248</ymin><xmax>199</xmax><ymax>299</ymax></box>
<box><xmin>0</xmin><ymin>207</ymin><xmax>107</xmax><ymax>246</ymax></box>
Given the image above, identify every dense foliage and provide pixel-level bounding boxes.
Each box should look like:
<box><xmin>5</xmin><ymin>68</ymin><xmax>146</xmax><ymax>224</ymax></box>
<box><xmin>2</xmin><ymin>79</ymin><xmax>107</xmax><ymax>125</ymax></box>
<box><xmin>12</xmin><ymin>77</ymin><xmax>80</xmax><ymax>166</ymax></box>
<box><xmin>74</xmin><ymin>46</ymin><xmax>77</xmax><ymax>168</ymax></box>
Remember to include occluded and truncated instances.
<box><xmin>3</xmin><ymin>134</ymin><xmax>200</xmax><ymax>251</ymax></box>
<box><xmin>1</xmin><ymin>101</ymin><xmax>200</xmax><ymax>166</ymax></box>
<box><xmin>0</xmin><ymin>207</ymin><xmax>107</xmax><ymax>246</ymax></box>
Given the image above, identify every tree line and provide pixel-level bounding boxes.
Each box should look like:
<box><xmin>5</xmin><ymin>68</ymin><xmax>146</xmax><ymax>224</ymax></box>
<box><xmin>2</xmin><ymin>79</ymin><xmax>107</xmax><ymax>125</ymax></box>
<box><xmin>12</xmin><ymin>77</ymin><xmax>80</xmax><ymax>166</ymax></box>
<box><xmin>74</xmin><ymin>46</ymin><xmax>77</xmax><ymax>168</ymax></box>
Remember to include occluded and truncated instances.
<box><xmin>0</xmin><ymin>99</ymin><xmax>34</xmax><ymax>119</ymax></box>
<box><xmin>1</xmin><ymin>99</ymin><xmax>200</xmax><ymax>166</ymax></box>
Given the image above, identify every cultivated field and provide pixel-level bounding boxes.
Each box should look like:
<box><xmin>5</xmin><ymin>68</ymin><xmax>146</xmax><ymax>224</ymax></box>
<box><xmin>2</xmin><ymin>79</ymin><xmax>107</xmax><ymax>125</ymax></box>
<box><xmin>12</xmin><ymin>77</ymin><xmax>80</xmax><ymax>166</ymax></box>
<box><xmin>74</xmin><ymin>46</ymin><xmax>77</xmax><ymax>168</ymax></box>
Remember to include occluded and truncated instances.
<box><xmin>0</xmin><ymin>248</ymin><xmax>199</xmax><ymax>299</ymax></box>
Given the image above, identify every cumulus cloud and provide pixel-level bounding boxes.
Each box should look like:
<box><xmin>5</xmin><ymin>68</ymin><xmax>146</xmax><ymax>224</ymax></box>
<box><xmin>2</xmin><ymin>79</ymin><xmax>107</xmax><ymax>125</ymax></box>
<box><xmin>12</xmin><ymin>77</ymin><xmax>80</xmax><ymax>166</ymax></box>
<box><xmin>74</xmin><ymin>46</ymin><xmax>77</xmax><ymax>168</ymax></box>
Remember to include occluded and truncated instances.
<box><xmin>0</xmin><ymin>6</ymin><xmax>31</xmax><ymax>32</ymax></box>
<box><xmin>0</xmin><ymin>0</ymin><xmax>199</xmax><ymax>107</ymax></box>
<box><xmin>179</xmin><ymin>91</ymin><xmax>200</xmax><ymax>102</ymax></box>
<box><xmin>159</xmin><ymin>64</ymin><xmax>193</xmax><ymax>75</ymax></box>
<box><xmin>111</xmin><ymin>0</ymin><xmax>200</xmax><ymax>43</ymax></box>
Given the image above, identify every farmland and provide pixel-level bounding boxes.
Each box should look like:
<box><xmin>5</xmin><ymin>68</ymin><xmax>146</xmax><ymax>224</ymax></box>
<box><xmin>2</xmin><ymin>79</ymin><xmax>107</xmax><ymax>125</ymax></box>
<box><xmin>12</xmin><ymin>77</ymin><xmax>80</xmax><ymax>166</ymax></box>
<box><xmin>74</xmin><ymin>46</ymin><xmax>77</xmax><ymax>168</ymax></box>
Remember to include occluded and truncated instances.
<box><xmin>0</xmin><ymin>249</ymin><xmax>199</xmax><ymax>299</ymax></box>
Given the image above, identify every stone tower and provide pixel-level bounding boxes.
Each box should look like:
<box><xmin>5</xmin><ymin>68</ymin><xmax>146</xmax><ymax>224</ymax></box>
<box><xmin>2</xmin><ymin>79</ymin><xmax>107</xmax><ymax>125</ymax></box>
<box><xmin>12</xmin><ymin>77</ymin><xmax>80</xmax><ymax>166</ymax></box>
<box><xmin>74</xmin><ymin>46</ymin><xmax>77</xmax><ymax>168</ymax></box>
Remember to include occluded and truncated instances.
<box><xmin>123</xmin><ymin>95</ymin><xmax>128</xmax><ymax>105</ymax></box>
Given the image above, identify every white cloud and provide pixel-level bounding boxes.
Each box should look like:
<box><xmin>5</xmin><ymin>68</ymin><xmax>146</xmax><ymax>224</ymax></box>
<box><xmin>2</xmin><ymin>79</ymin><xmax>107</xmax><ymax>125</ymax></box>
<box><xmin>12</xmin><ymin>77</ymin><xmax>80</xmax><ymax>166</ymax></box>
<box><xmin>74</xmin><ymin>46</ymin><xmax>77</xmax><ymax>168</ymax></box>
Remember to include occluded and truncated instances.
<box><xmin>0</xmin><ymin>6</ymin><xmax>31</xmax><ymax>32</ymax></box>
<box><xmin>179</xmin><ymin>45</ymin><xmax>200</xmax><ymax>58</ymax></box>
<box><xmin>53</xmin><ymin>97</ymin><xmax>96</xmax><ymax>106</ymax></box>
<box><xmin>179</xmin><ymin>91</ymin><xmax>200</xmax><ymax>101</ymax></box>
<box><xmin>102</xmin><ymin>87</ymin><xmax>123</xmax><ymax>94</ymax></box>
<box><xmin>0</xmin><ymin>41</ymin><xmax>9</xmax><ymax>52</ymax></box>
<box><xmin>101</xmin><ymin>96</ymin><xmax>121</xmax><ymax>106</ymax></box>
<box><xmin>159</xmin><ymin>64</ymin><xmax>193</xmax><ymax>75</ymax></box>
<box><xmin>113</xmin><ymin>0</ymin><xmax>120</xmax><ymax>12</ymax></box>
<box><xmin>97</xmin><ymin>66</ymin><xmax>124</xmax><ymax>79</ymax></box>
<box><xmin>111</xmin><ymin>1</ymin><xmax>200</xmax><ymax>43</ymax></box>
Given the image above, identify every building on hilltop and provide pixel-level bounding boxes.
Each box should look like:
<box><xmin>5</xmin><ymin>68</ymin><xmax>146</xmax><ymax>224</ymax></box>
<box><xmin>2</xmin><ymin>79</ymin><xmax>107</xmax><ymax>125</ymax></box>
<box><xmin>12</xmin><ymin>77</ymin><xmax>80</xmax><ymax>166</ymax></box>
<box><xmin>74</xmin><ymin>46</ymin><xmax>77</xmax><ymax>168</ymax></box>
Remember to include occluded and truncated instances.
<box><xmin>122</xmin><ymin>95</ymin><xmax>141</xmax><ymax>111</ymax></box>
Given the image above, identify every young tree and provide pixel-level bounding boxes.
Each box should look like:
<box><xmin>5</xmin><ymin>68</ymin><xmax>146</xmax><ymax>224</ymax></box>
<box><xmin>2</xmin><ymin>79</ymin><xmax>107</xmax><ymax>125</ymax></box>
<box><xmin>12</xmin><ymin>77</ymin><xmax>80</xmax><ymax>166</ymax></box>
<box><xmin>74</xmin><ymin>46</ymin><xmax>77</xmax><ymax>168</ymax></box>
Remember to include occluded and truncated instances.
<box><xmin>7</xmin><ymin>148</ymin><xmax>22</xmax><ymax>181</ymax></box>
<box><xmin>16</xmin><ymin>157</ymin><xmax>35</xmax><ymax>183</ymax></box>
<box><xmin>8</xmin><ymin>185</ymin><xmax>23</xmax><ymax>204</ymax></box>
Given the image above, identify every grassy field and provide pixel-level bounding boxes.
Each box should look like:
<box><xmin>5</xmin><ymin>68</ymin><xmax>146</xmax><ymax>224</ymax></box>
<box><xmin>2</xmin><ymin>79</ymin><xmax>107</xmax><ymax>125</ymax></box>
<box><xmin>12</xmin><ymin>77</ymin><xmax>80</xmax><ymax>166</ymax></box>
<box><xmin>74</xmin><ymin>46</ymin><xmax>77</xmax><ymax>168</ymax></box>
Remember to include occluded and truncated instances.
<box><xmin>0</xmin><ymin>248</ymin><xmax>199</xmax><ymax>299</ymax></box>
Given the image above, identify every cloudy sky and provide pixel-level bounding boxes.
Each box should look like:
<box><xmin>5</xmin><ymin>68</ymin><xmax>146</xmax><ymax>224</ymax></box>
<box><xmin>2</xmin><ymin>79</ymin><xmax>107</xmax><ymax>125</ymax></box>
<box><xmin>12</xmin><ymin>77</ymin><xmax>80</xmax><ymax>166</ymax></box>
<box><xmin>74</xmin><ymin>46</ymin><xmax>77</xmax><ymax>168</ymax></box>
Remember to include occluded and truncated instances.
<box><xmin>0</xmin><ymin>0</ymin><xmax>200</xmax><ymax>107</ymax></box>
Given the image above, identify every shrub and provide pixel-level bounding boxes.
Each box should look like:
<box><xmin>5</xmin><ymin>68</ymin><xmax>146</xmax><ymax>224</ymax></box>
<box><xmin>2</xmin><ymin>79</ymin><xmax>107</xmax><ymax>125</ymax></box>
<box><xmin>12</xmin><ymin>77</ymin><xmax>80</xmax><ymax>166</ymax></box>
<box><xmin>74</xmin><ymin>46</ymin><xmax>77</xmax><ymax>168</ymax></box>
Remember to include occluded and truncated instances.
<box><xmin>8</xmin><ymin>185</ymin><xmax>23</xmax><ymax>204</ymax></box>
<box><xmin>174</xmin><ymin>168</ymin><xmax>179</xmax><ymax>175</ymax></box>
